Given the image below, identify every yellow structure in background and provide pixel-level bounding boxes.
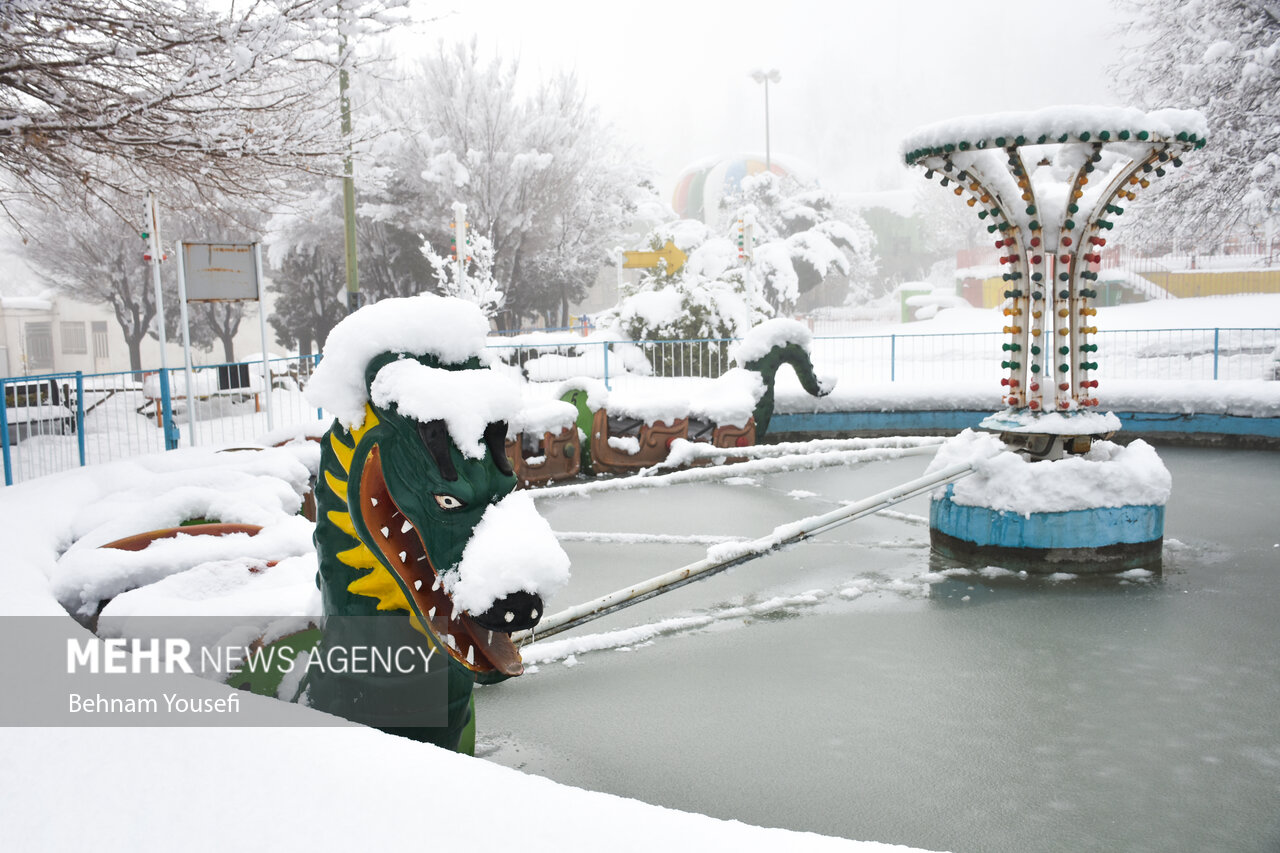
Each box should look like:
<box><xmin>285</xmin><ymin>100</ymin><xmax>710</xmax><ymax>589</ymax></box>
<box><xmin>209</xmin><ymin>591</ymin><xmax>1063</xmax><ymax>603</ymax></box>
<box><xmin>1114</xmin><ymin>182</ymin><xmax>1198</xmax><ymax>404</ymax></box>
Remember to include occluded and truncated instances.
<box><xmin>1139</xmin><ymin>269</ymin><xmax>1280</xmax><ymax>298</ymax></box>
<box><xmin>978</xmin><ymin>269</ymin><xmax>1280</xmax><ymax>308</ymax></box>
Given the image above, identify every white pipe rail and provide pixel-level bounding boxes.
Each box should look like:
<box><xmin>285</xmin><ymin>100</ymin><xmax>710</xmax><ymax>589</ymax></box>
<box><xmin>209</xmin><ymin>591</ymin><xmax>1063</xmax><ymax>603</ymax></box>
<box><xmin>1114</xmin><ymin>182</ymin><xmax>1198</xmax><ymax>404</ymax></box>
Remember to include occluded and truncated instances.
<box><xmin>514</xmin><ymin>459</ymin><xmax>976</xmax><ymax>645</ymax></box>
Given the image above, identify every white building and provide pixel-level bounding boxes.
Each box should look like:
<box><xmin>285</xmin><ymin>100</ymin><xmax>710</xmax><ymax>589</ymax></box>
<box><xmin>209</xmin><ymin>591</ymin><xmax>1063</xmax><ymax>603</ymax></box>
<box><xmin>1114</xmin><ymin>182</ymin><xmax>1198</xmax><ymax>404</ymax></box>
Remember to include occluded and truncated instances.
<box><xmin>0</xmin><ymin>289</ymin><xmax>280</xmax><ymax>380</ymax></box>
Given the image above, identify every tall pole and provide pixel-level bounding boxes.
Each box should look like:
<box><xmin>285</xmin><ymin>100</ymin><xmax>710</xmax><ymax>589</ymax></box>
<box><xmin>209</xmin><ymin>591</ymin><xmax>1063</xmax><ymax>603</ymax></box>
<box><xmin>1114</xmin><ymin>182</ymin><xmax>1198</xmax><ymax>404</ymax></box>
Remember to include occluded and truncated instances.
<box><xmin>452</xmin><ymin>201</ymin><xmax>468</xmax><ymax>297</ymax></box>
<box><xmin>339</xmin><ymin>29</ymin><xmax>359</xmax><ymax>313</ymax></box>
<box><xmin>763</xmin><ymin>79</ymin><xmax>771</xmax><ymax>171</ymax></box>
<box><xmin>143</xmin><ymin>191</ymin><xmax>178</xmax><ymax>450</ymax></box>
<box><xmin>750</xmin><ymin>68</ymin><xmax>781</xmax><ymax>171</ymax></box>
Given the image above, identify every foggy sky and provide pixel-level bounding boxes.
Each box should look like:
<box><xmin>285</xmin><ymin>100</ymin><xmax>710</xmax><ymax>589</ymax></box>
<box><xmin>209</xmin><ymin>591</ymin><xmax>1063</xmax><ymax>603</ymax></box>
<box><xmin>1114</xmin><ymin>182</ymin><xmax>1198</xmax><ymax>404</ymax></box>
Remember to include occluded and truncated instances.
<box><xmin>405</xmin><ymin>0</ymin><xmax>1126</xmax><ymax>199</ymax></box>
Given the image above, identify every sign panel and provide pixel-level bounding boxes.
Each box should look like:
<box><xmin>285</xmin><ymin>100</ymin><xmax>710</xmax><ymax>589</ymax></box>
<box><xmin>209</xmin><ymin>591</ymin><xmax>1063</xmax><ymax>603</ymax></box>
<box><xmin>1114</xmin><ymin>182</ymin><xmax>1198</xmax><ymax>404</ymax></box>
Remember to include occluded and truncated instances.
<box><xmin>181</xmin><ymin>243</ymin><xmax>259</xmax><ymax>301</ymax></box>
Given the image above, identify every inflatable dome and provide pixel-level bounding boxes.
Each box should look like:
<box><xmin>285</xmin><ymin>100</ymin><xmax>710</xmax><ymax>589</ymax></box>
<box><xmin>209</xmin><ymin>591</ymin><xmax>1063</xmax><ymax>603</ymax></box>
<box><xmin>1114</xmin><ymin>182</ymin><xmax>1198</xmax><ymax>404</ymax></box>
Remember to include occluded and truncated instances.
<box><xmin>672</xmin><ymin>154</ymin><xmax>797</xmax><ymax>229</ymax></box>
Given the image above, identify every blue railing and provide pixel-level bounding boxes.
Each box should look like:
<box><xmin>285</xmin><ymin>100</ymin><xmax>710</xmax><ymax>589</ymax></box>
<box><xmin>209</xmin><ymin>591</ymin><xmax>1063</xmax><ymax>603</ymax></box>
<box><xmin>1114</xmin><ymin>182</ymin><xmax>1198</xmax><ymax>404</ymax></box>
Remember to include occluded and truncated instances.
<box><xmin>1</xmin><ymin>328</ymin><xmax>1275</xmax><ymax>486</ymax></box>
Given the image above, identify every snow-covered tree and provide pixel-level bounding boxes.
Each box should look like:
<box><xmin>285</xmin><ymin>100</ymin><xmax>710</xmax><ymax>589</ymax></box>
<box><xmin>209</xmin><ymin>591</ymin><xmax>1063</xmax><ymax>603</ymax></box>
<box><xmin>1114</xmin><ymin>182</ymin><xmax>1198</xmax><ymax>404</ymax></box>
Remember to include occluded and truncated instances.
<box><xmin>718</xmin><ymin>172</ymin><xmax>878</xmax><ymax>312</ymax></box>
<box><xmin>21</xmin><ymin>188</ymin><xmax>252</xmax><ymax>370</ymax></box>
<box><xmin>0</xmin><ymin>0</ymin><xmax>405</xmax><ymax>228</ymax></box>
<box><xmin>606</xmin><ymin>221</ymin><xmax>768</xmax><ymax>331</ymax></box>
<box><xmin>1112</xmin><ymin>0</ymin><xmax>1280</xmax><ymax>249</ymax></box>
<box><xmin>267</xmin><ymin>244</ymin><xmax>346</xmax><ymax>359</ymax></box>
<box><xmin>422</xmin><ymin>217</ymin><xmax>504</xmax><ymax>318</ymax></box>
<box><xmin>408</xmin><ymin>41</ymin><xmax>640</xmax><ymax>330</ymax></box>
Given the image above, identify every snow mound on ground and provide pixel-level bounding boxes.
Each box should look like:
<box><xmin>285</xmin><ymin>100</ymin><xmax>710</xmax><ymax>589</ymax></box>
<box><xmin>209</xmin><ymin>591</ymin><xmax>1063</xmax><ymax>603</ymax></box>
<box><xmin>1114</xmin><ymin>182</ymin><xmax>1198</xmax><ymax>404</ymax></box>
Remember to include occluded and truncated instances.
<box><xmin>447</xmin><ymin>492</ymin><xmax>571</xmax><ymax>616</ymax></box>
<box><xmin>306</xmin><ymin>294</ymin><xmax>493</xmax><ymax>428</ymax></box>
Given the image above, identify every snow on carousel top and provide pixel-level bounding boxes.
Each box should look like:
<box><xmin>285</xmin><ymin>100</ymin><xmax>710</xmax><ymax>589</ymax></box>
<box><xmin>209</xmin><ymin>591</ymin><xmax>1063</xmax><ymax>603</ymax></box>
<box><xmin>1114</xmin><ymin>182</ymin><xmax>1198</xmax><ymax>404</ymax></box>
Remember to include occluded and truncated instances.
<box><xmin>305</xmin><ymin>294</ymin><xmax>496</xmax><ymax>429</ymax></box>
<box><xmin>978</xmin><ymin>408</ymin><xmax>1122</xmax><ymax>436</ymax></box>
<box><xmin>901</xmin><ymin>105</ymin><xmax>1207</xmax><ymax>165</ymax></box>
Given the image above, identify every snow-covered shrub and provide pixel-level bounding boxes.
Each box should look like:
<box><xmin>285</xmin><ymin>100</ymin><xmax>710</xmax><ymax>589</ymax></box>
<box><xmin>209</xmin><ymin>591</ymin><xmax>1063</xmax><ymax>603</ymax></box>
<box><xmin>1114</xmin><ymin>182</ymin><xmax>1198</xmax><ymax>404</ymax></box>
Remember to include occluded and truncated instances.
<box><xmin>600</xmin><ymin>220</ymin><xmax>772</xmax><ymax>377</ymax></box>
<box><xmin>720</xmin><ymin>171</ymin><xmax>879</xmax><ymax>312</ymax></box>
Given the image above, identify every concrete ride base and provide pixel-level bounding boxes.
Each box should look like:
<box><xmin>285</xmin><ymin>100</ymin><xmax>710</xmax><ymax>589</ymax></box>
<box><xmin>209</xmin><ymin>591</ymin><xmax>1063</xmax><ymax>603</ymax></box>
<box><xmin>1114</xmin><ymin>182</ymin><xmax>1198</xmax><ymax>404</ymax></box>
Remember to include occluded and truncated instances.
<box><xmin>929</xmin><ymin>486</ymin><xmax>1164</xmax><ymax>574</ymax></box>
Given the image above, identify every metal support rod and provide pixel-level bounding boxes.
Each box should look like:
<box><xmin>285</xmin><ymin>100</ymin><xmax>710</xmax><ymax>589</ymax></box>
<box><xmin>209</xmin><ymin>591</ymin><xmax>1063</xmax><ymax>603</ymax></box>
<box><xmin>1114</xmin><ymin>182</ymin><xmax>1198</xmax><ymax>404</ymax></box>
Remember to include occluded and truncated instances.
<box><xmin>514</xmin><ymin>459</ymin><xmax>975</xmax><ymax>644</ymax></box>
<box><xmin>0</xmin><ymin>386</ymin><xmax>11</xmax><ymax>485</ymax></box>
<box><xmin>175</xmin><ymin>241</ymin><xmax>198</xmax><ymax>447</ymax></box>
<box><xmin>1213</xmin><ymin>327</ymin><xmax>1220</xmax><ymax>380</ymax></box>
<box><xmin>339</xmin><ymin>34</ymin><xmax>359</xmax><ymax>313</ymax></box>
<box><xmin>763</xmin><ymin>78</ymin><xmax>771</xmax><ymax>171</ymax></box>
<box><xmin>75</xmin><ymin>371</ymin><xmax>85</xmax><ymax>467</ymax></box>
<box><xmin>145</xmin><ymin>191</ymin><xmax>178</xmax><ymax>451</ymax></box>
<box><xmin>253</xmin><ymin>243</ymin><xmax>274</xmax><ymax>431</ymax></box>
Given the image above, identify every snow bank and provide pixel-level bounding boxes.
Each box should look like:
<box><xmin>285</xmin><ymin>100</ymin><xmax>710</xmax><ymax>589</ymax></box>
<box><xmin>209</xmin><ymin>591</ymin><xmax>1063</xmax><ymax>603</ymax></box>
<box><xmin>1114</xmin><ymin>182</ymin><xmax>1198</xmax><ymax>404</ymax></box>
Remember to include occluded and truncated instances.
<box><xmin>927</xmin><ymin>429</ymin><xmax>1172</xmax><ymax>514</ymax></box>
<box><xmin>0</xmin><ymin>723</ymin><xmax>929</xmax><ymax>852</ymax></box>
<box><xmin>448</xmin><ymin>492</ymin><xmax>571</xmax><ymax>616</ymax></box>
<box><xmin>306</xmin><ymin>294</ymin><xmax>493</xmax><ymax>428</ymax></box>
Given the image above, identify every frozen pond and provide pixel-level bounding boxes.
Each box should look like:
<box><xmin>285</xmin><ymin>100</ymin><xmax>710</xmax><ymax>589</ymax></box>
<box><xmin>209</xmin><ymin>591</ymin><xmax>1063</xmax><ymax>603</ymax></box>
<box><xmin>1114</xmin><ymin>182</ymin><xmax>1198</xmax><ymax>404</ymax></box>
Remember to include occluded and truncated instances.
<box><xmin>476</xmin><ymin>446</ymin><xmax>1280</xmax><ymax>853</ymax></box>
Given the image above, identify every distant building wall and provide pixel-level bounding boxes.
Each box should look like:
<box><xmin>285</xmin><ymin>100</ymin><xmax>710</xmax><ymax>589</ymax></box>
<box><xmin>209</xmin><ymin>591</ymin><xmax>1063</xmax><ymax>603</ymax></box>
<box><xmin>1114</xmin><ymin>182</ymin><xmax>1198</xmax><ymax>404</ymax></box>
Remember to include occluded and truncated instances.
<box><xmin>1135</xmin><ymin>270</ymin><xmax>1280</xmax><ymax>298</ymax></box>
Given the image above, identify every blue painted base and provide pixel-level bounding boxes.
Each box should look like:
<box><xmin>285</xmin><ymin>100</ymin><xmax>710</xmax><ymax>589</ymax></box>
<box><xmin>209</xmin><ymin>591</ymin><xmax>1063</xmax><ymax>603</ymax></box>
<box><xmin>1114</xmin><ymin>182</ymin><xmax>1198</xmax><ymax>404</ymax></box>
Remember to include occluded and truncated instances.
<box><xmin>929</xmin><ymin>485</ymin><xmax>1164</xmax><ymax>573</ymax></box>
<box><xmin>770</xmin><ymin>410</ymin><xmax>1280</xmax><ymax>442</ymax></box>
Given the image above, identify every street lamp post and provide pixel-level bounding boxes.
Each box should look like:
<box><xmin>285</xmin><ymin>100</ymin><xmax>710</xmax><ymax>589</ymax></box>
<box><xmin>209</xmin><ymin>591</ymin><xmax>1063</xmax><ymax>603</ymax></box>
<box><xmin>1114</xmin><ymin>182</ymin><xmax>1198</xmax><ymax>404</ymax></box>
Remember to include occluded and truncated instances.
<box><xmin>750</xmin><ymin>68</ymin><xmax>781</xmax><ymax>170</ymax></box>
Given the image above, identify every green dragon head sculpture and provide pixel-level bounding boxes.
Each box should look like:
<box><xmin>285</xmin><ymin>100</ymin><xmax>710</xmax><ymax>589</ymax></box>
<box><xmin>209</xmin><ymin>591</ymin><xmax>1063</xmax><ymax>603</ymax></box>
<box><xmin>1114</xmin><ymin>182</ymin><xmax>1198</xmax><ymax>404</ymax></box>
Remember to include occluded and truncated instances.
<box><xmin>301</xmin><ymin>295</ymin><xmax>570</xmax><ymax>750</ymax></box>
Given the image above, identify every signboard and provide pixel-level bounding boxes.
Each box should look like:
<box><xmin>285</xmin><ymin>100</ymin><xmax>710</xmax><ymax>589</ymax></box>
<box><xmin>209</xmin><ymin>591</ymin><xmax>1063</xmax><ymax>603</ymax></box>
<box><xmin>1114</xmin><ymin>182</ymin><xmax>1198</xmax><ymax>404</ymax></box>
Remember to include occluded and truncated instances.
<box><xmin>180</xmin><ymin>243</ymin><xmax>259</xmax><ymax>302</ymax></box>
<box><xmin>622</xmin><ymin>240</ymin><xmax>687</xmax><ymax>275</ymax></box>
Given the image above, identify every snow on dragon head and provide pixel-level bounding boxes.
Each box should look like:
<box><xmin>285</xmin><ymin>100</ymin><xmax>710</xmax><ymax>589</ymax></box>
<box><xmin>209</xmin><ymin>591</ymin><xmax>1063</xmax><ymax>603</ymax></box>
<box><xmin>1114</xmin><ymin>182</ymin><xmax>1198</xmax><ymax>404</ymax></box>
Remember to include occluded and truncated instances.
<box><xmin>306</xmin><ymin>296</ymin><xmax>569</xmax><ymax>678</ymax></box>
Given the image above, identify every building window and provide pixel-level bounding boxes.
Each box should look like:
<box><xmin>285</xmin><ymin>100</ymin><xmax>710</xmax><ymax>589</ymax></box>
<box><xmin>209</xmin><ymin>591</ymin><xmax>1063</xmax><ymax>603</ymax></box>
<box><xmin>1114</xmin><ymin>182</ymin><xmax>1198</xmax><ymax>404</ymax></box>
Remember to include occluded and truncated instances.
<box><xmin>61</xmin><ymin>321</ymin><xmax>87</xmax><ymax>354</ymax></box>
<box><xmin>92</xmin><ymin>322</ymin><xmax>109</xmax><ymax>360</ymax></box>
<box><xmin>24</xmin><ymin>322</ymin><xmax>54</xmax><ymax>371</ymax></box>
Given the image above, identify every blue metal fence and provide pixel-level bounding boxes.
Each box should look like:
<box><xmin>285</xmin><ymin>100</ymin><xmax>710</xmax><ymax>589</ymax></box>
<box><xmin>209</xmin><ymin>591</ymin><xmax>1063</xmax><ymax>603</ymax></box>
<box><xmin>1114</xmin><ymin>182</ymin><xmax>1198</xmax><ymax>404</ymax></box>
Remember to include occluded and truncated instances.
<box><xmin>1</xmin><ymin>328</ymin><xmax>1275</xmax><ymax>486</ymax></box>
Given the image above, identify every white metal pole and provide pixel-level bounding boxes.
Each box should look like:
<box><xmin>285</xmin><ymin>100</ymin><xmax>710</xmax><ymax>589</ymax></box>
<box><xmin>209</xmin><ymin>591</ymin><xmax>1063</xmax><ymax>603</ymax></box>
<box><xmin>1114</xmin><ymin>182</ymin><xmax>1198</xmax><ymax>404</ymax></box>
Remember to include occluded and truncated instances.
<box><xmin>145</xmin><ymin>191</ymin><xmax>176</xmax><ymax>449</ymax></box>
<box><xmin>174</xmin><ymin>241</ymin><xmax>198</xmax><ymax>447</ymax></box>
<box><xmin>253</xmin><ymin>243</ymin><xmax>274</xmax><ymax>431</ymax></box>
<box><xmin>514</xmin><ymin>459</ymin><xmax>975</xmax><ymax>644</ymax></box>
<box><xmin>452</xmin><ymin>201</ymin><xmax>467</xmax><ymax>298</ymax></box>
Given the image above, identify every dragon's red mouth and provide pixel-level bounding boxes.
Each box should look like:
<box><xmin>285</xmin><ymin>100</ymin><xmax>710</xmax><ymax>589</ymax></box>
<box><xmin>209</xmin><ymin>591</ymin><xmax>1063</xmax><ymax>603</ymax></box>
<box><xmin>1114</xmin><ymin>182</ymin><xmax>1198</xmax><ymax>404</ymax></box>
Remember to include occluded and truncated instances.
<box><xmin>359</xmin><ymin>446</ymin><xmax>524</xmax><ymax>677</ymax></box>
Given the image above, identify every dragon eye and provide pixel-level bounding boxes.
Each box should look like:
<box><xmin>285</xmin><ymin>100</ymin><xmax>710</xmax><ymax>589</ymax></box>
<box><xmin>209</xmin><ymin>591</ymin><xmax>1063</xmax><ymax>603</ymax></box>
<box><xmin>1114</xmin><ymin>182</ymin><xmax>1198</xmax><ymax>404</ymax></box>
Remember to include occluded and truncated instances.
<box><xmin>434</xmin><ymin>494</ymin><xmax>465</xmax><ymax>510</ymax></box>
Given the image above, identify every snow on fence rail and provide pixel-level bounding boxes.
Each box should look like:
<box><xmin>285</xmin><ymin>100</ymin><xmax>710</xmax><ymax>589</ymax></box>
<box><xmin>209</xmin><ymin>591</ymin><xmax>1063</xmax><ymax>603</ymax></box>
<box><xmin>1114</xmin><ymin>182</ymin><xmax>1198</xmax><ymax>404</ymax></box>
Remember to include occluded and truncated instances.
<box><xmin>1</xmin><ymin>329</ymin><xmax>1275</xmax><ymax>486</ymax></box>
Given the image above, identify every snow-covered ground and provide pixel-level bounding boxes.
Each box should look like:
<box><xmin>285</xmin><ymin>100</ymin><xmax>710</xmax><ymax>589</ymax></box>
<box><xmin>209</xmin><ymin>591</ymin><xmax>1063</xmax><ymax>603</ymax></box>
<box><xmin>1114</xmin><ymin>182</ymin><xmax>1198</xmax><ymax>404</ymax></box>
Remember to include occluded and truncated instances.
<box><xmin>0</xmin><ymin>441</ymin><xmax>938</xmax><ymax>853</ymax></box>
<box><xmin>4</xmin><ymin>294</ymin><xmax>1276</xmax><ymax>487</ymax></box>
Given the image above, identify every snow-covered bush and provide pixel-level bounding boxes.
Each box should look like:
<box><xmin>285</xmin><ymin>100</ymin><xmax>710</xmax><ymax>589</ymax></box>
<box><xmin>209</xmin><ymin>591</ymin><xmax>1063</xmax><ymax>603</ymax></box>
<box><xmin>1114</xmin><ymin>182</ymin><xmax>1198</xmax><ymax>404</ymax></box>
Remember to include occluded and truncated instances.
<box><xmin>600</xmin><ymin>220</ymin><xmax>772</xmax><ymax>377</ymax></box>
<box><xmin>720</xmin><ymin>171</ymin><xmax>879</xmax><ymax>311</ymax></box>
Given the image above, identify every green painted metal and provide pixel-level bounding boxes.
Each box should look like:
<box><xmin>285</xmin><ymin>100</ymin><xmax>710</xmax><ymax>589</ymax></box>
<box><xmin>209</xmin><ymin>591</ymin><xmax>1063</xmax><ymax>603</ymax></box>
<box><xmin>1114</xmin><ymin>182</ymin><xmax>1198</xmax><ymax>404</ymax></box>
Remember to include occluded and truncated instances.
<box><xmin>291</xmin><ymin>351</ymin><xmax>522</xmax><ymax>750</ymax></box>
<box><xmin>742</xmin><ymin>342</ymin><xmax>831</xmax><ymax>437</ymax></box>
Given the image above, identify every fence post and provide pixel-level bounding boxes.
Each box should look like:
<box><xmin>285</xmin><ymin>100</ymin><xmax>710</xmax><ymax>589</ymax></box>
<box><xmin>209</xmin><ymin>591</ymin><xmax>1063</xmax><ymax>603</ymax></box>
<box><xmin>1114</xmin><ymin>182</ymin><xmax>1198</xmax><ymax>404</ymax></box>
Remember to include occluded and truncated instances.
<box><xmin>159</xmin><ymin>370</ymin><xmax>179</xmax><ymax>450</ymax></box>
<box><xmin>1212</xmin><ymin>328</ymin><xmax>1220</xmax><ymax>380</ymax></box>
<box><xmin>75</xmin><ymin>371</ymin><xmax>86</xmax><ymax>467</ymax></box>
<box><xmin>0</xmin><ymin>382</ymin><xmax>11</xmax><ymax>486</ymax></box>
<box><xmin>603</xmin><ymin>342</ymin><xmax>611</xmax><ymax>391</ymax></box>
<box><xmin>890</xmin><ymin>334</ymin><xmax>897</xmax><ymax>382</ymax></box>
<box><xmin>314</xmin><ymin>353</ymin><xmax>324</xmax><ymax>421</ymax></box>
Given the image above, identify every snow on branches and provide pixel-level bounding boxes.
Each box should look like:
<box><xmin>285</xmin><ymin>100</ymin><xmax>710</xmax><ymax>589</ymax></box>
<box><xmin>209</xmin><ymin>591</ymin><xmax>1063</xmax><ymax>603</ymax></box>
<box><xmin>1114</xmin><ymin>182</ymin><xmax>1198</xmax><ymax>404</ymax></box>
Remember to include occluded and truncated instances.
<box><xmin>0</xmin><ymin>0</ymin><xmax>406</xmax><ymax>222</ymax></box>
